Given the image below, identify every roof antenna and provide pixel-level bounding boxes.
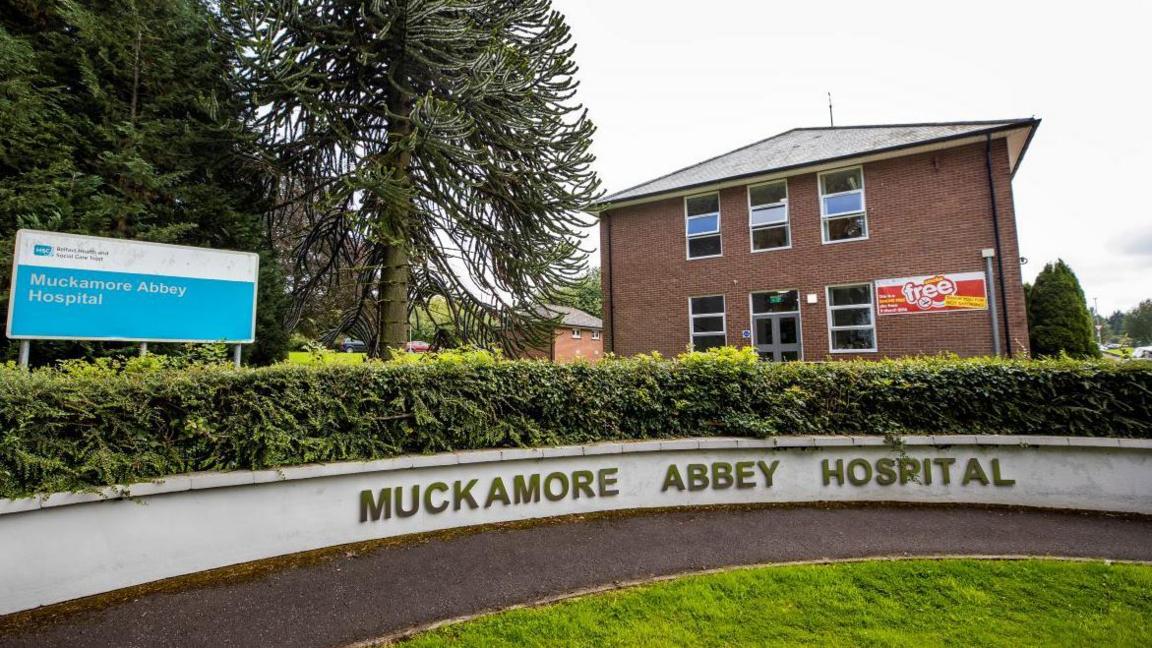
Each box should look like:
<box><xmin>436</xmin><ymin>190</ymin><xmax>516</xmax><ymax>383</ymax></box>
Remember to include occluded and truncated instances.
<box><xmin>827</xmin><ymin>92</ymin><xmax>834</xmax><ymax>127</ymax></box>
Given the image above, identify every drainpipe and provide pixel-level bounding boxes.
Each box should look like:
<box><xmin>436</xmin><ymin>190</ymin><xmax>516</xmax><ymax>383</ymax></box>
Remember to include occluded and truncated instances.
<box><xmin>984</xmin><ymin>134</ymin><xmax>1013</xmax><ymax>357</ymax></box>
<box><xmin>982</xmin><ymin>248</ymin><xmax>1002</xmax><ymax>356</ymax></box>
<box><xmin>604</xmin><ymin>212</ymin><xmax>615</xmax><ymax>354</ymax></box>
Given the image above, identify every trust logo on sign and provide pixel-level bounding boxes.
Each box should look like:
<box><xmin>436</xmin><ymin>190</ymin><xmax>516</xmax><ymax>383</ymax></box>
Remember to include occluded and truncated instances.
<box><xmin>33</xmin><ymin>244</ymin><xmax>53</xmax><ymax>257</ymax></box>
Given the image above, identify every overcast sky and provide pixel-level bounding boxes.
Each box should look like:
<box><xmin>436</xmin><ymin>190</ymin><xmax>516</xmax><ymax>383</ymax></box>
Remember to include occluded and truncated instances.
<box><xmin>556</xmin><ymin>0</ymin><xmax>1152</xmax><ymax>314</ymax></box>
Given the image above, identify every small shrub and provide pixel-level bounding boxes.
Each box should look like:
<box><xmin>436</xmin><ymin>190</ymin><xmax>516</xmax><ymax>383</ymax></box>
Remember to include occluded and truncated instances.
<box><xmin>288</xmin><ymin>333</ymin><xmax>316</xmax><ymax>352</ymax></box>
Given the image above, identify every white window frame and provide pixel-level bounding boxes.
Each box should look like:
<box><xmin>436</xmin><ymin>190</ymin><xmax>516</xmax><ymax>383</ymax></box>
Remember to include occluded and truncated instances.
<box><xmin>684</xmin><ymin>192</ymin><xmax>723</xmax><ymax>260</ymax></box>
<box><xmin>818</xmin><ymin>166</ymin><xmax>868</xmax><ymax>245</ymax></box>
<box><xmin>571</xmin><ymin>328</ymin><xmax>581</xmax><ymax>339</ymax></box>
<box><xmin>591</xmin><ymin>329</ymin><xmax>601</xmax><ymax>340</ymax></box>
<box><xmin>688</xmin><ymin>294</ymin><xmax>727</xmax><ymax>349</ymax></box>
<box><xmin>747</xmin><ymin>180</ymin><xmax>790</xmax><ymax>253</ymax></box>
<box><xmin>826</xmin><ymin>282</ymin><xmax>878</xmax><ymax>353</ymax></box>
<box><xmin>747</xmin><ymin>289</ymin><xmax>803</xmax><ymax>360</ymax></box>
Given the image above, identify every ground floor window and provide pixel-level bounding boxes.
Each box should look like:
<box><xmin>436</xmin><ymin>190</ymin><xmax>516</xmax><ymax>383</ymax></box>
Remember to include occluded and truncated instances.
<box><xmin>689</xmin><ymin>295</ymin><xmax>726</xmax><ymax>350</ymax></box>
<box><xmin>750</xmin><ymin>290</ymin><xmax>801</xmax><ymax>361</ymax></box>
<box><xmin>827</xmin><ymin>283</ymin><xmax>876</xmax><ymax>352</ymax></box>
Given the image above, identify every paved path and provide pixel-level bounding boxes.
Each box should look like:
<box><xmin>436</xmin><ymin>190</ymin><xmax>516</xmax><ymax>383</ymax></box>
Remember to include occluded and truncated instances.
<box><xmin>2</xmin><ymin>505</ymin><xmax>1151</xmax><ymax>648</ymax></box>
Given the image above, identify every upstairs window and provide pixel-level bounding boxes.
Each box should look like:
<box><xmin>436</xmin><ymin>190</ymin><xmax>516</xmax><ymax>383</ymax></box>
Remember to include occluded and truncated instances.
<box><xmin>819</xmin><ymin>167</ymin><xmax>867</xmax><ymax>243</ymax></box>
<box><xmin>571</xmin><ymin>328</ymin><xmax>581</xmax><ymax>339</ymax></box>
<box><xmin>689</xmin><ymin>295</ymin><xmax>726</xmax><ymax>350</ymax></box>
<box><xmin>591</xmin><ymin>330</ymin><xmax>601</xmax><ymax>340</ymax></box>
<box><xmin>827</xmin><ymin>283</ymin><xmax>877</xmax><ymax>352</ymax></box>
<box><xmin>685</xmin><ymin>193</ymin><xmax>722</xmax><ymax>259</ymax></box>
<box><xmin>748</xmin><ymin>180</ymin><xmax>789</xmax><ymax>251</ymax></box>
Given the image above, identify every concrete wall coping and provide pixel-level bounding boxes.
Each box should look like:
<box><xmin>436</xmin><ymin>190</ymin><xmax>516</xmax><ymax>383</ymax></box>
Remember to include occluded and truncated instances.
<box><xmin>2</xmin><ymin>435</ymin><xmax>1149</xmax><ymax>517</ymax></box>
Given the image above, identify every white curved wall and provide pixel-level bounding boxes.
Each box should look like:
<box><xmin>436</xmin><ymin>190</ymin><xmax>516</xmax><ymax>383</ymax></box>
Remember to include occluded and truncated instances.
<box><xmin>0</xmin><ymin>435</ymin><xmax>1149</xmax><ymax>615</ymax></box>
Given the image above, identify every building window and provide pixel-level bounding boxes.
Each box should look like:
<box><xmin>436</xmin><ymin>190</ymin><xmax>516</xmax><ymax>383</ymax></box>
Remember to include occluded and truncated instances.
<box><xmin>689</xmin><ymin>295</ymin><xmax>726</xmax><ymax>350</ymax></box>
<box><xmin>571</xmin><ymin>328</ymin><xmax>581</xmax><ymax>339</ymax></box>
<box><xmin>827</xmin><ymin>284</ymin><xmax>877</xmax><ymax>352</ymax></box>
<box><xmin>685</xmin><ymin>193</ymin><xmax>722</xmax><ymax>259</ymax></box>
<box><xmin>748</xmin><ymin>180</ymin><xmax>789</xmax><ymax>251</ymax></box>
<box><xmin>591</xmin><ymin>330</ymin><xmax>601</xmax><ymax>340</ymax></box>
<box><xmin>819</xmin><ymin>167</ymin><xmax>867</xmax><ymax>243</ymax></box>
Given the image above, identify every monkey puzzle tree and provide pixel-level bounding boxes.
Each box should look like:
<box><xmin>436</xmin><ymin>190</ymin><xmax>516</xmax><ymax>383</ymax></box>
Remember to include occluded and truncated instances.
<box><xmin>225</xmin><ymin>0</ymin><xmax>600</xmax><ymax>356</ymax></box>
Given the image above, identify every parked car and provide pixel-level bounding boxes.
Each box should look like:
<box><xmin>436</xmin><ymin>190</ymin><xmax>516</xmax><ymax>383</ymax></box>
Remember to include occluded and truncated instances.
<box><xmin>405</xmin><ymin>340</ymin><xmax>431</xmax><ymax>353</ymax></box>
<box><xmin>340</xmin><ymin>338</ymin><xmax>367</xmax><ymax>353</ymax></box>
<box><xmin>340</xmin><ymin>339</ymin><xmax>430</xmax><ymax>353</ymax></box>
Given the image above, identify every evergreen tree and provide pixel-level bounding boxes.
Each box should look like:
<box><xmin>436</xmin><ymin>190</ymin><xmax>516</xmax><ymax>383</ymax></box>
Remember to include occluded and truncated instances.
<box><xmin>1126</xmin><ymin>300</ymin><xmax>1152</xmax><ymax>346</ymax></box>
<box><xmin>0</xmin><ymin>0</ymin><xmax>288</xmax><ymax>364</ymax></box>
<box><xmin>1027</xmin><ymin>259</ymin><xmax>1099</xmax><ymax>358</ymax></box>
<box><xmin>554</xmin><ymin>267</ymin><xmax>602</xmax><ymax>317</ymax></box>
<box><xmin>225</xmin><ymin>0</ymin><xmax>601</xmax><ymax>356</ymax></box>
<box><xmin>1106</xmin><ymin>310</ymin><xmax>1126</xmax><ymax>341</ymax></box>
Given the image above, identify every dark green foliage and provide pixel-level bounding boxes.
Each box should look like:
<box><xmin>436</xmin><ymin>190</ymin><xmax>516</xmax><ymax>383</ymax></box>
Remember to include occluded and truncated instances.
<box><xmin>1126</xmin><ymin>300</ymin><xmax>1152</xmax><ymax>346</ymax></box>
<box><xmin>553</xmin><ymin>268</ymin><xmax>602</xmax><ymax>318</ymax></box>
<box><xmin>1</xmin><ymin>354</ymin><xmax>1149</xmax><ymax>498</ymax></box>
<box><xmin>1027</xmin><ymin>260</ymin><xmax>1099</xmax><ymax>358</ymax></box>
<box><xmin>0</xmin><ymin>0</ymin><xmax>288</xmax><ymax>363</ymax></box>
<box><xmin>1107</xmin><ymin>310</ymin><xmax>1127</xmax><ymax>342</ymax></box>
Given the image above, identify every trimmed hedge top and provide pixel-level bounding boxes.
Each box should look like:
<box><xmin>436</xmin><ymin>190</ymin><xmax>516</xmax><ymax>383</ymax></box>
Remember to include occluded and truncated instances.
<box><xmin>2</xmin><ymin>348</ymin><xmax>1151</xmax><ymax>498</ymax></box>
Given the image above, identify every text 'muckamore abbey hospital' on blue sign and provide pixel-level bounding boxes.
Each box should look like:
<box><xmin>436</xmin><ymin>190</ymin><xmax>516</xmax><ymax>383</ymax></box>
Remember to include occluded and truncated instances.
<box><xmin>7</xmin><ymin>230</ymin><xmax>259</xmax><ymax>343</ymax></box>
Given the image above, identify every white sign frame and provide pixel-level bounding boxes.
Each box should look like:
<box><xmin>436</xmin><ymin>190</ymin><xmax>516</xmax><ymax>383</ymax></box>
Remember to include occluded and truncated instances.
<box><xmin>7</xmin><ymin>229</ymin><xmax>260</xmax><ymax>343</ymax></box>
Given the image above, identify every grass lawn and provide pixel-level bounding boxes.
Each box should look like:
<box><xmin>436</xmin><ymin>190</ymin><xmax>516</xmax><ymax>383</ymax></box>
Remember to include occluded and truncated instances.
<box><xmin>401</xmin><ymin>560</ymin><xmax>1152</xmax><ymax>647</ymax></box>
<box><xmin>285</xmin><ymin>351</ymin><xmax>366</xmax><ymax>365</ymax></box>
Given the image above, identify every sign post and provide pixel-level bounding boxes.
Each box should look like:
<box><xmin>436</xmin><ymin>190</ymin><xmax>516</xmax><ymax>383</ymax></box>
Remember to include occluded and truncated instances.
<box><xmin>7</xmin><ymin>230</ymin><xmax>259</xmax><ymax>364</ymax></box>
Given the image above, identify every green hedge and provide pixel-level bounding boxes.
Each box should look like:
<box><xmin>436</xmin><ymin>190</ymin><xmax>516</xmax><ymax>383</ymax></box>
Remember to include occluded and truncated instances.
<box><xmin>1</xmin><ymin>349</ymin><xmax>1151</xmax><ymax>497</ymax></box>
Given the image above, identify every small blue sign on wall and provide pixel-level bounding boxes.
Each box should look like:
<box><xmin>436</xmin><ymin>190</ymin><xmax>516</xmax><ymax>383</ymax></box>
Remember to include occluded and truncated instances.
<box><xmin>7</xmin><ymin>230</ymin><xmax>259</xmax><ymax>343</ymax></box>
<box><xmin>741</xmin><ymin>329</ymin><xmax>752</xmax><ymax>339</ymax></box>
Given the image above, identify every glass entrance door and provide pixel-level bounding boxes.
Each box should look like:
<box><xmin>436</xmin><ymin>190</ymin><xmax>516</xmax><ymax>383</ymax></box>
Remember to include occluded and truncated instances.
<box><xmin>750</xmin><ymin>290</ymin><xmax>801</xmax><ymax>361</ymax></box>
<box><xmin>753</xmin><ymin>314</ymin><xmax>801</xmax><ymax>361</ymax></box>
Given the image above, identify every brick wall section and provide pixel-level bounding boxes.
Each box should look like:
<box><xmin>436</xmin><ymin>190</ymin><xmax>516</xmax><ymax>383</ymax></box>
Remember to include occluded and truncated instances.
<box><xmin>551</xmin><ymin>327</ymin><xmax>604</xmax><ymax>363</ymax></box>
<box><xmin>521</xmin><ymin>328</ymin><xmax>604</xmax><ymax>362</ymax></box>
<box><xmin>599</xmin><ymin>139</ymin><xmax>1030</xmax><ymax>359</ymax></box>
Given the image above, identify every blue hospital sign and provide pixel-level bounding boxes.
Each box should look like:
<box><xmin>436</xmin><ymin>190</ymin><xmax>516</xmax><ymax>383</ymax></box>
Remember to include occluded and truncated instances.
<box><xmin>7</xmin><ymin>230</ymin><xmax>259</xmax><ymax>343</ymax></box>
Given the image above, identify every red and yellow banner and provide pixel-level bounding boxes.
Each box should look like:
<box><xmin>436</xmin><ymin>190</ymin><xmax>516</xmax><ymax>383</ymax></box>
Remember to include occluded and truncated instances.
<box><xmin>875</xmin><ymin>272</ymin><xmax>988</xmax><ymax>315</ymax></box>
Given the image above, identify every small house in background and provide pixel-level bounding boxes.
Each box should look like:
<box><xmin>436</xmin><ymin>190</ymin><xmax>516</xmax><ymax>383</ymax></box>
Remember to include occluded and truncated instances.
<box><xmin>523</xmin><ymin>305</ymin><xmax>604</xmax><ymax>363</ymax></box>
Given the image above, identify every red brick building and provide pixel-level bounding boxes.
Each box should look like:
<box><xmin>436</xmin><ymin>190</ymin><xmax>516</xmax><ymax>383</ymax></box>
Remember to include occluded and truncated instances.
<box><xmin>592</xmin><ymin>120</ymin><xmax>1039</xmax><ymax>360</ymax></box>
<box><xmin>522</xmin><ymin>304</ymin><xmax>604</xmax><ymax>363</ymax></box>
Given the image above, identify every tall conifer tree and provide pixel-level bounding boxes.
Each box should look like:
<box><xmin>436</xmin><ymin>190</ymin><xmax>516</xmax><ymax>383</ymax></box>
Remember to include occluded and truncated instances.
<box><xmin>1027</xmin><ymin>259</ymin><xmax>1099</xmax><ymax>358</ymax></box>
<box><xmin>0</xmin><ymin>0</ymin><xmax>289</xmax><ymax>363</ymax></box>
<box><xmin>225</xmin><ymin>0</ymin><xmax>601</xmax><ymax>355</ymax></box>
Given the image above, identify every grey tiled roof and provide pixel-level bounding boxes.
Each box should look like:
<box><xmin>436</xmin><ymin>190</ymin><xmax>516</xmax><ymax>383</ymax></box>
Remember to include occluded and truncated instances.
<box><xmin>538</xmin><ymin>304</ymin><xmax>603</xmax><ymax>329</ymax></box>
<box><xmin>598</xmin><ymin>119</ymin><xmax>1037</xmax><ymax>205</ymax></box>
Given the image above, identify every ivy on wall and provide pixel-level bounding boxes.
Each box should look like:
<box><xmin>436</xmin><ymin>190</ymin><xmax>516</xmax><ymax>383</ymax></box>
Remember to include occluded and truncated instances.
<box><xmin>1</xmin><ymin>348</ymin><xmax>1149</xmax><ymax>498</ymax></box>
